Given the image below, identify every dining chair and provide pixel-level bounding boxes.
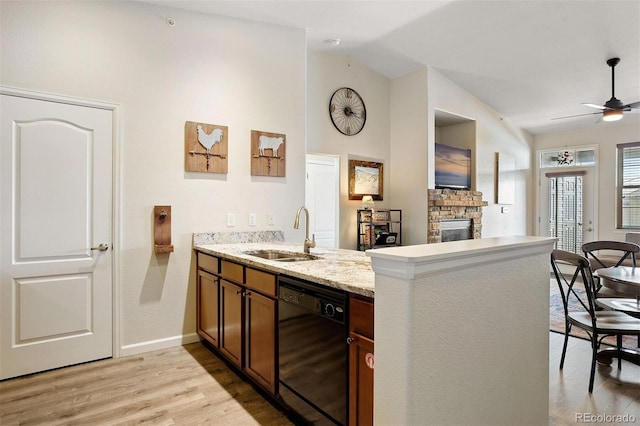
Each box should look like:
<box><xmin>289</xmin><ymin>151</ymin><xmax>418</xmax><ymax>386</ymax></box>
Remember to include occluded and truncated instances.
<box><xmin>589</xmin><ymin>237</ymin><xmax>640</xmax><ymax>347</ymax></box>
<box><xmin>581</xmin><ymin>240</ymin><xmax>639</xmax><ymax>295</ymax></box>
<box><xmin>550</xmin><ymin>249</ymin><xmax>640</xmax><ymax>392</ymax></box>
<box><xmin>624</xmin><ymin>232</ymin><xmax>640</xmax><ymax>246</ymax></box>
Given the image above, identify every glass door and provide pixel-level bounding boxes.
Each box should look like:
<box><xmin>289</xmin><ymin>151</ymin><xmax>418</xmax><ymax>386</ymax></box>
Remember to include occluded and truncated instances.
<box><xmin>537</xmin><ymin>148</ymin><xmax>597</xmax><ymax>253</ymax></box>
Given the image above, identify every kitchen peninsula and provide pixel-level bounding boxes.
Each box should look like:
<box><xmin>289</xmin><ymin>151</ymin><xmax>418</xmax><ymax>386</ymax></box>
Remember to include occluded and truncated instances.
<box><xmin>193</xmin><ymin>233</ymin><xmax>555</xmax><ymax>425</ymax></box>
<box><xmin>368</xmin><ymin>235</ymin><xmax>556</xmax><ymax>425</ymax></box>
<box><xmin>193</xmin><ymin>231</ymin><xmax>374</xmax><ymax>425</ymax></box>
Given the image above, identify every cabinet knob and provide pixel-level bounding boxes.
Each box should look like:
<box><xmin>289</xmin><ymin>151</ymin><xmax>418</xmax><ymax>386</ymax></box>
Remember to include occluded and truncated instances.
<box><xmin>347</xmin><ymin>337</ymin><xmax>355</xmax><ymax>345</ymax></box>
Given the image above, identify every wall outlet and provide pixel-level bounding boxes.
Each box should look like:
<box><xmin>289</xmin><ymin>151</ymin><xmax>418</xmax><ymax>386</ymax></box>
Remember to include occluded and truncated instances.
<box><xmin>249</xmin><ymin>213</ymin><xmax>256</xmax><ymax>226</ymax></box>
<box><xmin>227</xmin><ymin>213</ymin><xmax>235</xmax><ymax>227</ymax></box>
<box><xmin>267</xmin><ymin>213</ymin><xmax>275</xmax><ymax>226</ymax></box>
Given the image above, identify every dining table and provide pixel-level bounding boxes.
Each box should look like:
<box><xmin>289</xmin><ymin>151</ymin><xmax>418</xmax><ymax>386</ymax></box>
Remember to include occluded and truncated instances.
<box><xmin>593</xmin><ymin>266</ymin><xmax>640</xmax><ymax>366</ymax></box>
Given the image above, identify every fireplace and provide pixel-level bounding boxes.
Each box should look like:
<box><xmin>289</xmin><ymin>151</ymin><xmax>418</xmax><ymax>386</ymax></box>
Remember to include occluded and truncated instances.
<box><xmin>440</xmin><ymin>219</ymin><xmax>472</xmax><ymax>242</ymax></box>
<box><xmin>428</xmin><ymin>189</ymin><xmax>488</xmax><ymax>243</ymax></box>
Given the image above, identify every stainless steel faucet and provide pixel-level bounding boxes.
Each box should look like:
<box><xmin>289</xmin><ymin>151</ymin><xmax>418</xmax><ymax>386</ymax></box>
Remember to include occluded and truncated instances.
<box><xmin>294</xmin><ymin>206</ymin><xmax>316</xmax><ymax>254</ymax></box>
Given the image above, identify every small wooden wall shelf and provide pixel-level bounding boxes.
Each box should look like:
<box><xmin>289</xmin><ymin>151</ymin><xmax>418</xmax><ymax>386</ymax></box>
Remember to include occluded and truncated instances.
<box><xmin>154</xmin><ymin>205</ymin><xmax>174</xmax><ymax>254</ymax></box>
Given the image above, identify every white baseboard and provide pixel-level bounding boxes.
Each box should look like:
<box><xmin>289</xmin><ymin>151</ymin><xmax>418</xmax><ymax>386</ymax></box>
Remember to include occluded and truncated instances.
<box><xmin>119</xmin><ymin>332</ymin><xmax>201</xmax><ymax>357</ymax></box>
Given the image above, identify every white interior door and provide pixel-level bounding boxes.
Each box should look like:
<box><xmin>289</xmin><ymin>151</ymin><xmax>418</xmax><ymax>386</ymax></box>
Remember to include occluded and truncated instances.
<box><xmin>306</xmin><ymin>154</ymin><xmax>339</xmax><ymax>248</ymax></box>
<box><xmin>0</xmin><ymin>91</ymin><xmax>114</xmax><ymax>379</ymax></box>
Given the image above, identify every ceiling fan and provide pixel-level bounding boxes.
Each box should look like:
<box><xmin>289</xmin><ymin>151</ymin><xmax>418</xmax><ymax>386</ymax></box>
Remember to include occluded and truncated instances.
<box><xmin>552</xmin><ymin>57</ymin><xmax>640</xmax><ymax>122</ymax></box>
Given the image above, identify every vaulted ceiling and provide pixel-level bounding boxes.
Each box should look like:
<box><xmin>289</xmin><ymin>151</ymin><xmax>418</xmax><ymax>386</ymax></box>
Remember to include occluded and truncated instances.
<box><xmin>142</xmin><ymin>0</ymin><xmax>640</xmax><ymax>135</ymax></box>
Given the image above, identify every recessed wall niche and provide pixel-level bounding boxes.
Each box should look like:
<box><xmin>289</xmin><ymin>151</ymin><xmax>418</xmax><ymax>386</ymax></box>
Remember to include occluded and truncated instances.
<box><xmin>434</xmin><ymin>109</ymin><xmax>476</xmax><ymax>189</ymax></box>
<box><xmin>430</xmin><ymin>110</ymin><xmax>479</xmax><ymax>244</ymax></box>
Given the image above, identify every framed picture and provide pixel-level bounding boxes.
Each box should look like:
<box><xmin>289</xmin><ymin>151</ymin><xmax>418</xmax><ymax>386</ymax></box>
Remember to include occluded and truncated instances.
<box><xmin>349</xmin><ymin>160</ymin><xmax>383</xmax><ymax>200</ymax></box>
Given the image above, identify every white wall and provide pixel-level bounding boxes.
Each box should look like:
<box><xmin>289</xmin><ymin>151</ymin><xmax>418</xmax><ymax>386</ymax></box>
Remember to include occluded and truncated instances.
<box><xmin>307</xmin><ymin>52</ymin><xmax>391</xmax><ymax>249</ymax></box>
<box><xmin>389</xmin><ymin>69</ymin><xmax>430</xmax><ymax>246</ymax></box>
<box><xmin>534</xmin><ymin>122</ymin><xmax>640</xmax><ymax>242</ymax></box>
<box><xmin>390</xmin><ymin>67</ymin><xmax>534</xmax><ymax>245</ymax></box>
<box><xmin>1</xmin><ymin>1</ymin><xmax>306</xmax><ymax>352</ymax></box>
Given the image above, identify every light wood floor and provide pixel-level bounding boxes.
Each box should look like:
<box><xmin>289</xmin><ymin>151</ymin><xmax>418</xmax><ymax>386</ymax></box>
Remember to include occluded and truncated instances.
<box><xmin>2</xmin><ymin>334</ymin><xmax>639</xmax><ymax>425</ymax></box>
<box><xmin>0</xmin><ymin>343</ymin><xmax>293</xmax><ymax>426</ymax></box>
<box><xmin>548</xmin><ymin>331</ymin><xmax>640</xmax><ymax>424</ymax></box>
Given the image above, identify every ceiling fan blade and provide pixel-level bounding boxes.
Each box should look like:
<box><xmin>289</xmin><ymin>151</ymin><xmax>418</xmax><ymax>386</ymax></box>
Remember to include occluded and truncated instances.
<box><xmin>623</xmin><ymin>101</ymin><xmax>640</xmax><ymax>109</ymax></box>
<box><xmin>581</xmin><ymin>103</ymin><xmax>606</xmax><ymax>110</ymax></box>
<box><xmin>551</xmin><ymin>112</ymin><xmax>601</xmax><ymax>120</ymax></box>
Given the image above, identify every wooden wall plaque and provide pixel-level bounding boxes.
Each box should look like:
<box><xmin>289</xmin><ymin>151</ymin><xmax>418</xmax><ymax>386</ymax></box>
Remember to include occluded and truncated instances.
<box><xmin>185</xmin><ymin>121</ymin><xmax>228</xmax><ymax>173</ymax></box>
<box><xmin>251</xmin><ymin>130</ymin><xmax>286</xmax><ymax>177</ymax></box>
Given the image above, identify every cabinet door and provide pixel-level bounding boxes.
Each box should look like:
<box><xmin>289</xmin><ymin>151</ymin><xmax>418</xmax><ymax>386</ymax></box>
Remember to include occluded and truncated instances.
<box><xmin>220</xmin><ymin>279</ymin><xmax>243</xmax><ymax>368</ymax></box>
<box><xmin>197</xmin><ymin>270</ymin><xmax>220</xmax><ymax>347</ymax></box>
<box><xmin>349</xmin><ymin>333</ymin><xmax>374</xmax><ymax>426</ymax></box>
<box><xmin>244</xmin><ymin>290</ymin><xmax>277</xmax><ymax>394</ymax></box>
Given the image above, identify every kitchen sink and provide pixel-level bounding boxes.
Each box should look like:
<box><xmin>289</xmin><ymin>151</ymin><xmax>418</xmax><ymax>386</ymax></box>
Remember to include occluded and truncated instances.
<box><xmin>243</xmin><ymin>249</ymin><xmax>319</xmax><ymax>262</ymax></box>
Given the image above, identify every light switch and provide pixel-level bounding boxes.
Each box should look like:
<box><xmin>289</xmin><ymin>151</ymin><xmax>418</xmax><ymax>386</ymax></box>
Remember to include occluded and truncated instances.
<box><xmin>267</xmin><ymin>213</ymin><xmax>275</xmax><ymax>226</ymax></box>
<box><xmin>227</xmin><ymin>213</ymin><xmax>235</xmax><ymax>227</ymax></box>
<box><xmin>249</xmin><ymin>213</ymin><xmax>256</xmax><ymax>226</ymax></box>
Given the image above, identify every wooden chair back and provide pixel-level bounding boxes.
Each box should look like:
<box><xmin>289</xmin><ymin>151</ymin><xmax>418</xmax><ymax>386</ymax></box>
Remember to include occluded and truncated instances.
<box><xmin>551</xmin><ymin>249</ymin><xmax>598</xmax><ymax>326</ymax></box>
<box><xmin>581</xmin><ymin>240</ymin><xmax>639</xmax><ymax>269</ymax></box>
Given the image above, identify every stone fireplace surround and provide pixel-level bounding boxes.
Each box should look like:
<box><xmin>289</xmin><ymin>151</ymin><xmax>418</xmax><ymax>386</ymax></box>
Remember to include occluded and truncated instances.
<box><xmin>428</xmin><ymin>189</ymin><xmax>488</xmax><ymax>243</ymax></box>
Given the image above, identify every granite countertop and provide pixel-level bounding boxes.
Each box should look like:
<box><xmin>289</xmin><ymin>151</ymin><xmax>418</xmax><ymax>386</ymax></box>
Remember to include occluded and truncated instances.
<box><xmin>193</xmin><ymin>241</ymin><xmax>375</xmax><ymax>298</ymax></box>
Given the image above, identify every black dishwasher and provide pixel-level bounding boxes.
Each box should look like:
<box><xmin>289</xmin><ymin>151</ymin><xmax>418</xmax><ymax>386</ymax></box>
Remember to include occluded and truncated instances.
<box><xmin>278</xmin><ymin>275</ymin><xmax>348</xmax><ymax>425</ymax></box>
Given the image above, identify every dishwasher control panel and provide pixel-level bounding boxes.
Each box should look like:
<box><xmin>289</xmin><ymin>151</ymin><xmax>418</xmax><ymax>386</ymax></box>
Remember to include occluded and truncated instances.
<box><xmin>278</xmin><ymin>276</ymin><xmax>346</xmax><ymax>323</ymax></box>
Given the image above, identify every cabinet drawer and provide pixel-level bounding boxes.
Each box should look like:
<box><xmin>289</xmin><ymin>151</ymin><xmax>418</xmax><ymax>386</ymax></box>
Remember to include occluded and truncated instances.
<box><xmin>245</xmin><ymin>267</ymin><xmax>276</xmax><ymax>297</ymax></box>
<box><xmin>221</xmin><ymin>260</ymin><xmax>244</xmax><ymax>283</ymax></box>
<box><xmin>197</xmin><ymin>252</ymin><xmax>219</xmax><ymax>274</ymax></box>
<box><xmin>350</xmin><ymin>295</ymin><xmax>374</xmax><ymax>340</ymax></box>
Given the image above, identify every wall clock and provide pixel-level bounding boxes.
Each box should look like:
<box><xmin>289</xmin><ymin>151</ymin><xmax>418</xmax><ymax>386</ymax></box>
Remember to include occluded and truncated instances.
<box><xmin>329</xmin><ymin>87</ymin><xmax>366</xmax><ymax>136</ymax></box>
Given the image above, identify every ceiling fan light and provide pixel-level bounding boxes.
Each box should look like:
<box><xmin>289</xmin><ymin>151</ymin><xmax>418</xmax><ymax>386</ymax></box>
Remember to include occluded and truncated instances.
<box><xmin>603</xmin><ymin>109</ymin><xmax>623</xmax><ymax>122</ymax></box>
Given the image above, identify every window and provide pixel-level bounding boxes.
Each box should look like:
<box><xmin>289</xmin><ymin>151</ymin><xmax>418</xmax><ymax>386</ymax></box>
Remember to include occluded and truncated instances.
<box><xmin>617</xmin><ymin>142</ymin><xmax>640</xmax><ymax>228</ymax></box>
<box><xmin>539</xmin><ymin>148</ymin><xmax>596</xmax><ymax>169</ymax></box>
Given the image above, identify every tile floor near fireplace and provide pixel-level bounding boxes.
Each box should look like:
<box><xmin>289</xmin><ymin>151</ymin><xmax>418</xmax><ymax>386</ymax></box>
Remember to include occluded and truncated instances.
<box><xmin>428</xmin><ymin>189</ymin><xmax>488</xmax><ymax>243</ymax></box>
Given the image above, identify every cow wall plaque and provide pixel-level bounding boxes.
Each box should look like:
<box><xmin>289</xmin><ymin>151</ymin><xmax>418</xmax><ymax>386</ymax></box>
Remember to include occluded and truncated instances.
<box><xmin>251</xmin><ymin>130</ymin><xmax>286</xmax><ymax>177</ymax></box>
<box><xmin>185</xmin><ymin>121</ymin><xmax>228</xmax><ymax>174</ymax></box>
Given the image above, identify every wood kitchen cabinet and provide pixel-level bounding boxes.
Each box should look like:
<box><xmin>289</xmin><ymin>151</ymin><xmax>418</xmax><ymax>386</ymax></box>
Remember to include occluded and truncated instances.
<box><xmin>196</xmin><ymin>251</ymin><xmax>278</xmax><ymax>395</ymax></box>
<box><xmin>244</xmin><ymin>267</ymin><xmax>277</xmax><ymax>394</ymax></box>
<box><xmin>196</xmin><ymin>253</ymin><xmax>220</xmax><ymax>347</ymax></box>
<box><xmin>197</xmin><ymin>269</ymin><xmax>220</xmax><ymax>347</ymax></box>
<box><xmin>244</xmin><ymin>289</ymin><xmax>276</xmax><ymax>393</ymax></box>
<box><xmin>219</xmin><ymin>279</ymin><xmax>243</xmax><ymax>368</ymax></box>
<box><xmin>349</xmin><ymin>294</ymin><xmax>374</xmax><ymax>426</ymax></box>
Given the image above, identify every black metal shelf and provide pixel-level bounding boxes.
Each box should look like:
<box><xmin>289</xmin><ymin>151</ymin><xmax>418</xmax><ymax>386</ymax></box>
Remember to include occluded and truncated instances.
<box><xmin>356</xmin><ymin>209</ymin><xmax>402</xmax><ymax>251</ymax></box>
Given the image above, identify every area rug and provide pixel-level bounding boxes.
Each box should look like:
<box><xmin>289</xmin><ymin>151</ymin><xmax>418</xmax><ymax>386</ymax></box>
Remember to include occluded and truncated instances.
<box><xmin>549</xmin><ymin>278</ymin><xmax>638</xmax><ymax>349</ymax></box>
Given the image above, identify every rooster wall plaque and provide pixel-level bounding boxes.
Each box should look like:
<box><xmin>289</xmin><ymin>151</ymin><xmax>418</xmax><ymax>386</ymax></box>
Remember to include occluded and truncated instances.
<box><xmin>185</xmin><ymin>121</ymin><xmax>228</xmax><ymax>173</ymax></box>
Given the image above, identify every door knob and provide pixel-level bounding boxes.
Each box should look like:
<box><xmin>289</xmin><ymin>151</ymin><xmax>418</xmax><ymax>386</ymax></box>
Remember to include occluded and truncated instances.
<box><xmin>90</xmin><ymin>243</ymin><xmax>109</xmax><ymax>252</ymax></box>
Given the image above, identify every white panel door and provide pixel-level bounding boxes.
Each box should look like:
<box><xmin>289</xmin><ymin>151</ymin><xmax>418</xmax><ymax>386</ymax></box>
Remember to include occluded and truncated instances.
<box><xmin>306</xmin><ymin>154</ymin><xmax>339</xmax><ymax>248</ymax></box>
<box><xmin>0</xmin><ymin>92</ymin><xmax>113</xmax><ymax>379</ymax></box>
